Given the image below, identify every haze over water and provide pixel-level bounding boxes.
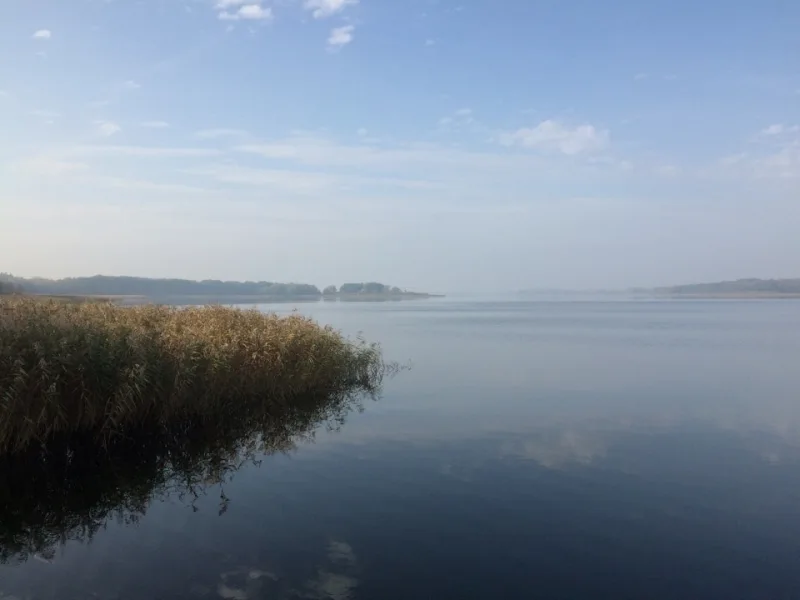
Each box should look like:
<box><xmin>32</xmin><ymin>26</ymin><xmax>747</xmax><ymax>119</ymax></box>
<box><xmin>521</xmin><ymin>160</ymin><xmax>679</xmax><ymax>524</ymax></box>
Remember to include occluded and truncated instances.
<box><xmin>3</xmin><ymin>297</ymin><xmax>800</xmax><ymax>599</ymax></box>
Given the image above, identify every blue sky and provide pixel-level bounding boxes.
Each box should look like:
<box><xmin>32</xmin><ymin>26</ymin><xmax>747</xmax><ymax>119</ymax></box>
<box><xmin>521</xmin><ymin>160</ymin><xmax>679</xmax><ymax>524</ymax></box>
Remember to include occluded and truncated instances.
<box><xmin>1</xmin><ymin>0</ymin><xmax>798</xmax><ymax>291</ymax></box>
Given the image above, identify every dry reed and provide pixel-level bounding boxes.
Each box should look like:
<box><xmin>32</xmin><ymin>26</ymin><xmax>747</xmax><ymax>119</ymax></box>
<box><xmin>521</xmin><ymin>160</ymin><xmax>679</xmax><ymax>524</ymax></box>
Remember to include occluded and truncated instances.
<box><xmin>0</xmin><ymin>297</ymin><xmax>385</xmax><ymax>454</ymax></box>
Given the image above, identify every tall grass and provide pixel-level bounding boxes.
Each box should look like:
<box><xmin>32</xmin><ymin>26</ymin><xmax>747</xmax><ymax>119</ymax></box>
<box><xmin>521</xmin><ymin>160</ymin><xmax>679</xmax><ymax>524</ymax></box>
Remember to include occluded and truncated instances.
<box><xmin>0</xmin><ymin>297</ymin><xmax>386</xmax><ymax>454</ymax></box>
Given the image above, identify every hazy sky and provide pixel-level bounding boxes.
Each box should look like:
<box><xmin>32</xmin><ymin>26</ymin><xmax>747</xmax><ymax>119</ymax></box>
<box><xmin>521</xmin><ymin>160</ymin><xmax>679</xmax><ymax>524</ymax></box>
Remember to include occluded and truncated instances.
<box><xmin>1</xmin><ymin>0</ymin><xmax>798</xmax><ymax>291</ymax></box>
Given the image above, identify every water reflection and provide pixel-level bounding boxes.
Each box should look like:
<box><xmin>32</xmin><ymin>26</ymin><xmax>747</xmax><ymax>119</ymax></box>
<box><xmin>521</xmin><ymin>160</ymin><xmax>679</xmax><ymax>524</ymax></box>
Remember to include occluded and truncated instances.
<box><xmin>4</xmin><ymin>299</ymin><xmax>800</xmax><ymax>599</ymax></box>
<box><xmin>0</xmin><ymin>389</ymin><xmax>372</xmax><ymax>567</ymax></box>
<box><xmin>211</xmin><ymin>540</ymin><xmax>360</xmax><ymax>600</ymax></box>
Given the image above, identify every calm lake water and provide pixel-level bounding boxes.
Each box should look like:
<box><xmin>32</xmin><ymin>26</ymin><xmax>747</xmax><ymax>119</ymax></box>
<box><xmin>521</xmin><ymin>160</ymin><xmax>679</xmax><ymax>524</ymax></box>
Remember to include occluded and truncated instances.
<box><xmin>4</xmin><ymin>298</ymin><xmax>800</xmax><ymax>599</ymax></box>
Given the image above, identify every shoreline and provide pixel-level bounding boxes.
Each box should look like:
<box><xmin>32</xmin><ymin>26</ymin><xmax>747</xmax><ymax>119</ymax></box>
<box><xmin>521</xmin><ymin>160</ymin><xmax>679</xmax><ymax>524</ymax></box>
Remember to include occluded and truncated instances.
<box><xmin>19</xmin><ymin>293</ymin><xmax>444</xmax><ymax>305</ymax></box>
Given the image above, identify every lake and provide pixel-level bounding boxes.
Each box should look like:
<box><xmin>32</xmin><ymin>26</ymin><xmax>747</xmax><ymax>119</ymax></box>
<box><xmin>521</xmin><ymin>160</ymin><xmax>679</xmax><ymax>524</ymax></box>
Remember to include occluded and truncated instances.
<box><xmin>3</xmin><ymin>297</ymin><xmax>800</xmax><ymax>599</ymax></box>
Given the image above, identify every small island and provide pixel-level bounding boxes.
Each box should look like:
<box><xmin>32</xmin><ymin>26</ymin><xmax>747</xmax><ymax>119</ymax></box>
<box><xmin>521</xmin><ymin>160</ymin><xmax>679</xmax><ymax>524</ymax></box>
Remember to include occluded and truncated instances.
<box><xmin>323</xmin><ymin>282</ymin><xmax>442</xmax><ymax>302</ymax></box>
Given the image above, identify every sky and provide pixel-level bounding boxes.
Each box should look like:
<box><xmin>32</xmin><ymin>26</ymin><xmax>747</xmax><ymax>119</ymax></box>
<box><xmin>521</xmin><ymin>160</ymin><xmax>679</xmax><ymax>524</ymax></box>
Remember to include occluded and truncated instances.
<box><xmin>1</xmin><ymin>0</ymin><xmax>798</xmax><ymax>292</ymax></box>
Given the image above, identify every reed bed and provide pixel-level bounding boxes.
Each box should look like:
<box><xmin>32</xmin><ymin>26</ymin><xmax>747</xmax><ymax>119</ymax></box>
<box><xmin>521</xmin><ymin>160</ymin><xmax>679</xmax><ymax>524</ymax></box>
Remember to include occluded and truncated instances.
<box><xmin>0</xmin><ymin>297</ymin><xmax>385</xmax><ymax>455</ymax></box>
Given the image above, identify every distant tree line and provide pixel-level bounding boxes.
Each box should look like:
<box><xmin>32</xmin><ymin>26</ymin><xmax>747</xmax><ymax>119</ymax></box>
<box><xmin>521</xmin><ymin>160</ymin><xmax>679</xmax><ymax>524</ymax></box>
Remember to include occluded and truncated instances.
<box><xmin>0</xmin><ymin>280</ymin><xmax>23</xmax><ymax>295</ymax></box>
<box><xmin>324</xmin><ymin>283</ymin><xmax>404</xmax><ymax>295</ymax></box>
<box><xmin>657</xmin><ymin>278</ymin><xmax>800</xmax><ymax>295</ymax></box>
<box><xmin>0</xmin><ymin>275</ymin><xmax>321</xmax><ymax>299</ymax></box>
<box><xmin>0</xmin><ymin>274</ymin><xmax>432</xmax><ymax>300</ymax></box>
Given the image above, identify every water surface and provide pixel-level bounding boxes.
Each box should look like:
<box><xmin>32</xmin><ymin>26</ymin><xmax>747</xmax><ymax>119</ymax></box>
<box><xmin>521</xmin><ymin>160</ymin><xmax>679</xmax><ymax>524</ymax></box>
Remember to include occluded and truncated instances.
<box><xmin>3</xmin><ymin>298</ymin><xmax>800</xmax><ymax>599</ymax></box>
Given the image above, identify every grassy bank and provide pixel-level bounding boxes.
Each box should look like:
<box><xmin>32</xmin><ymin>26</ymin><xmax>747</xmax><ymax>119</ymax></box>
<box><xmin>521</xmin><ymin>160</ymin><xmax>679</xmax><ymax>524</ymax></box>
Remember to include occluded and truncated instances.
<box><xmin>0</xmin><ymin>297</ymin><xmax>385</xmax><ymax>455</ymax></box>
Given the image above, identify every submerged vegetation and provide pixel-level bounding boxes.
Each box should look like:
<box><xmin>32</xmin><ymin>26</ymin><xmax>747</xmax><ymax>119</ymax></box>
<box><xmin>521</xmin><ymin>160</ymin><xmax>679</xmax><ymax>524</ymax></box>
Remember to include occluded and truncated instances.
<box><xmin>0</xmin><ymin>297</ymin><xmax>388</xmax><ymax>455</ymax></box>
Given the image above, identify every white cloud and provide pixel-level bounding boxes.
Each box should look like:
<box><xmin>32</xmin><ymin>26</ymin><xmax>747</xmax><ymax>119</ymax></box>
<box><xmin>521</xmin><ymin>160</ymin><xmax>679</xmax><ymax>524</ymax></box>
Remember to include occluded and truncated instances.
<box><xmin>304</xmin><ymin>0</ymin><xmax>358</xmax><ymax>19</ymax></box>
<box><xmin>188</xmin><ymin>163</ymin><xmax>440</xmax><ymax>193</ymax></box>
<box><xmin>71</xmin><ymin>145</ymin><xmax>221</xmax><ymax>158</ymax></box>
<box><xmin>30</xmin><ymin>109</ymin><xmax>60</xmax><ymax>119</ymax></box>
<box><xmin>82</xmin><ymin>175</ymin><xmax>215</xmax><ymax>195</ymax></box>
<box><xmin>122</xmin><ymin>80</ymin><xmax>141</xmax><ymax>90</ymax></box>
<box><xmin>655</xmin><ymin>164</ymin><xmax>681</xmax><ymax>177</ymax></box>
<box><xmin>95</xmin><ymin>121</ymin><xmax>122</xmax><ymax>137</ymax></box>
<box><xmin>761</xmin><ymin>124</ymin><xmax>799</xmax><ymax>136</ymax></box>
<box><xmin>233</xmin><ymin>133</ymin><xmax>596</xmax><ymax>175</ymax></box>
<box><xmin>438</xmin><ymin>107</ymin><xmax>477</xmax><ymax>131</ymax></box>
<box><xmin>12</xmin><ymin>157</ymin><xmax>89</xmax><ymax>176</ymax></box>
<box><xmin>499</xmin><ymin>120</ymin><xmax>609</xmax><ymax>155</ymax></box>
<box><xmin>218</xmin><ymin>3</ymin><xmax>272</xmax><ymax>20</ymax></box>
<box><xmin>194</xmin><ymin>128</ymin><xmax>250</xmax><ymax>139</ymax></box>
<box><xmin>715</xmin><ymin>139</ymin><xmax>800</xmax><ymax>180</ymax></box>
<box><xmin>140</xmin><ymin>121</ymin><xmax>170</xmax><ymax>128</ymax></box>
<box><xmin>32</xmin><ymin>29</ymin><xmax>52</xmax><ymax>40</ymax></box>
<box><xmin>755</xmin><ymin>144</ymin><xmax>800</xmax><ymax>179</ymax></box>
<box><xmin>328</xmin><ymin>25</ymin><xmax>355</xmax><ymax>49</ymax></box>
<box><xmin>225</xmin><ymin>133</ymin><xmax>634</xmax><ymax>203</ymax></box>
<box><xmin>189</xmin><ymin>165</ymin><xmax>340</xmax><ymax>193</ymax></box>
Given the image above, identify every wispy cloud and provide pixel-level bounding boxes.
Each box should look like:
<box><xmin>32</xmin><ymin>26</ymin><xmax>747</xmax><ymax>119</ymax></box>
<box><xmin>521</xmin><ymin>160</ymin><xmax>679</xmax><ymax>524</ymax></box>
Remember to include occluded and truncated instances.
<box><xmin>88</xmin><ymin>79</ymin><xmax>145</xmax><ymax>110</ymax></box>
<box><xmin>304</xmin><ymin>0</ymin><xmax>358</xmax><ymax>19</ymax></box>
<box><xmin>12</xmin><ymin>157</ymin><xmax>89</xmax><ymax>176</ymax></box>
<box><xmin>94</xmin><ymin>121</ymin><xmax>122</xmax><ymax>137</ymax></box>
<box><xmin>499</xmin><ymin>120</ymin><xmax>610</xmax><ymax>155</ymax></box>
<box><xmin>438</xmin><ymin>107</ymin><xmax>476</xmax><ymax>130</ymax></box>
<box><xmin>194</xmin><ymin>128</ymin><xmax>250</xmax><ymax>140</ymax></box>
<box><xmin>71</xmin><ymin>145</ymin><xmax>222</xmax><ymax>158</ymax></box>
<box><xmin>328</xmin><ymin>25</ymin><xmax>355</xmax><ymax>49</ymax></box>
<box><xmin>82</xmin><ymin>175</ymin><xmax>216</xmax><ymax>195</ymax></box>
<box><xmin>29</xmin><ymin>109</ymin><xmax>60</xmax><ymax>119</ymax></box>
<box><xmin>187</xmin><ymin>163</ymin><xmax>441</xmax><ymax>194</ymax></box>
<box><xmin>140</xmin><ymin>121</ymin><xmax>170</xmax><ymax>129</ymax></box>
<box><xmin>715</xmin><ymin>126</ymin><xmax>800</xmax><ymax>181</ymax></box>
<box><xmin>755</xmin><ymin>144</ymin><xmax>800</xmax><ymax>179</ymax></box>
<box><xmin>761</xmin><ymin>124</ymin><xmax>799</xmax><ymax>136</ymax></box>
<box><xmin>32</xmin><ymin>29</ymin><xmax>52</xmax><ymax>40</ymax></box>
<box><xmin>232</xmin><ymin>132</ymin><xmax>612</xmax><ymax>177</ymax></box>
<box><xmin>218</xmin><ymin>3</ymin><xmax>272</xmax><ymax>20</ymax></box>
<box><xmin>188</xmin><ymin>165</ymin><xmax>341</xmax><ymax>193</ymax></box>
<box><xmin>654</xmin><ymin>164</ymin><xmax>681</xmax><ymax>177</ymax></box>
